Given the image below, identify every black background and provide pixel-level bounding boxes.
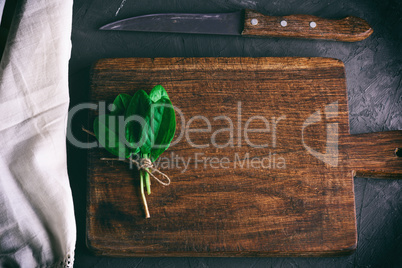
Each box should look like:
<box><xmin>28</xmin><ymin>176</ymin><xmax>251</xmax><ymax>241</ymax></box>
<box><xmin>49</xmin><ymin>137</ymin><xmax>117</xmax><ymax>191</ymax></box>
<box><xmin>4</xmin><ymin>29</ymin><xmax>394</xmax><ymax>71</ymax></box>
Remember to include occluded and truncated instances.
<box><xmin>68</xmin><ymin>0</ymin><xmax>402</xmax><ymax>267</ymax></box>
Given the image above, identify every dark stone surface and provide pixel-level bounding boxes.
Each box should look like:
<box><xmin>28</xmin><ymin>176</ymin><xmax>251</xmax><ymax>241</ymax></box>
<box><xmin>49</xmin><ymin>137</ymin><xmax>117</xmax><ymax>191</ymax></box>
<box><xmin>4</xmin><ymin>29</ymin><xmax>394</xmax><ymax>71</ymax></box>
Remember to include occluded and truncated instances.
<box><xmin>68</xmin><ymin>0</ymin><xmax>402</xmax><ymax>267</ymax></box>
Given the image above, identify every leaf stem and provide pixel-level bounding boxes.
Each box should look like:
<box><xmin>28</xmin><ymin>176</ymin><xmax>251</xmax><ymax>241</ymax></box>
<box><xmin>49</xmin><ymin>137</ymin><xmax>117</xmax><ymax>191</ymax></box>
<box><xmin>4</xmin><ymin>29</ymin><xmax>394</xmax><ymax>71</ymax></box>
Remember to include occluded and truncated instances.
<box><xmin>140</xmin><ymin>169</ymin><xmax>150</xmax><ymax>218</ymax></box>
<box><xmin>143</xmin><ymin>153</ymin><xmax>151</xmax><ymax>195</ymax></box>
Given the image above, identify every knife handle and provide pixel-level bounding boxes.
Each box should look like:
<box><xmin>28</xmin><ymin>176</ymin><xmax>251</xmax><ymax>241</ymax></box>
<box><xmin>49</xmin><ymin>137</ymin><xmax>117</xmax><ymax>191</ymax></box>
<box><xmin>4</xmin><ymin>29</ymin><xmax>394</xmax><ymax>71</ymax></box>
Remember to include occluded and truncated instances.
<box><xmin>242</xmin><ymin>9</ymin><xmax>373</xmax><ymax>42</ymax></box>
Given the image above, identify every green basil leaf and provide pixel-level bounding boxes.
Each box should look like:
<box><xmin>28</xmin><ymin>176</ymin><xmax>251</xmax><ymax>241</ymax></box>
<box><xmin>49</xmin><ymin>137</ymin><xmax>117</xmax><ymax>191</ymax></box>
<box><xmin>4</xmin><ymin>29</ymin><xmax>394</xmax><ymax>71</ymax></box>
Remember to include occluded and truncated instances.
<box><xmin>94</xmin><ymin>86</ymin><xmax>175</xmax><ymax>162</ymax></box>
<box><xmin>110</xmin><ymin>93</ymin><xmax>132</xmax><ymax>115</ymax></box>
<box><xmin>94</xmin><ymin>114</ymin><xmax>138</xmax><ymax>158</ymax></box>
<box><xmin>125</xmin><ymin>90</ymin><xmax>151</xmax><ymax>150</ymax></box>
<box><xmin>150</xmin><ymin>97</ymin><xmax>176</xmax><ymax>161</ymax></box>
<box><xmin>139</xmin><ymin>97</ymin><xmax>168</xmax><ymax>154</ymax></box>
<box><xmin>149</xmin><ymin>85</ymin><xmax>170</xmax><ymax>102</ymax></box>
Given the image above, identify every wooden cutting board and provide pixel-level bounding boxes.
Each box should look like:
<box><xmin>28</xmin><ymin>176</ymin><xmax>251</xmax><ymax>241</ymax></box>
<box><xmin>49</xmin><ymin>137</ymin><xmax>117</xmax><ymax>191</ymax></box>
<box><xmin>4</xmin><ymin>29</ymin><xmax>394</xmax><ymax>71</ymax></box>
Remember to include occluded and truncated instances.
<box><xmin>86</xmin><ymin>57</ymin><xmax>402</xmax><ymax>257</ymax></box>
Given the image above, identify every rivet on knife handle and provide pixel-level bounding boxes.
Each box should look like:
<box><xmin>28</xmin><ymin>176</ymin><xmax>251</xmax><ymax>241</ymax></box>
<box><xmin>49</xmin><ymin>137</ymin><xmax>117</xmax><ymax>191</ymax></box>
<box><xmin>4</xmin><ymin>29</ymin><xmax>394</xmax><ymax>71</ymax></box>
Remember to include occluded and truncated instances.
<box><xmin>242</xmin><ymin>9</ymin><xmax>373</xmax><ymax>42</ymax></box>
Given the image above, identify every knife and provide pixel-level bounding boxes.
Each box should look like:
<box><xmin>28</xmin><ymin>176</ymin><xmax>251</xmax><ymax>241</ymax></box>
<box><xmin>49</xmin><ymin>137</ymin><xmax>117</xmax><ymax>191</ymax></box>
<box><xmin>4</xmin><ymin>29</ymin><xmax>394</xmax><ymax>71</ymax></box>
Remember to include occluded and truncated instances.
<box><xmin>100</xmin><ymin>9</ymin><xmax>373</xmax><ymax>42</ymax></box>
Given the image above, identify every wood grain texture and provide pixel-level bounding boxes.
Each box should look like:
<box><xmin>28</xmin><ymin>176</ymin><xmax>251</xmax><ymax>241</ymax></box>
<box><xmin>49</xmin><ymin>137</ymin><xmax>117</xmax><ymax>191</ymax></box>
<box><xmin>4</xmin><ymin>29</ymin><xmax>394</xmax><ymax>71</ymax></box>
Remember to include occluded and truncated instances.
<box><xmin>242</xmin><ymin>10</ymin><xmax>373</xmax><ymax>42</ymax></box>
<box><xmin>87</xmin><ymin>57</ymin><xmax>357</xmax><ymax>257</ymax></box>
<box><xmin>345</xmin><ymin>131</ymin><xmax>402</xmax><ymax>179</ymax></box>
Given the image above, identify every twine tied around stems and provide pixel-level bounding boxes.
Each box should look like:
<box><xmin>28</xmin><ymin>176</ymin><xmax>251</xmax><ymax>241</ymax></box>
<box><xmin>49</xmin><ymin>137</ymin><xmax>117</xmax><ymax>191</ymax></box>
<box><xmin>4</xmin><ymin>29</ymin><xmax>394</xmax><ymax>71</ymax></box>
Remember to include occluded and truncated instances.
<box><xmin>101</xmin><ymin>156</ymin><xmax>171</xmax><ymax>186</ymax></box>
<box><xmin>136</xmin><ymin>158</ymin><xmax>171</xmax><ymax>186</ymax></box>
<box><xmin>82</xmin><ymin>126</ymin><xmax>171</xmax><ymax>187</ymax></box>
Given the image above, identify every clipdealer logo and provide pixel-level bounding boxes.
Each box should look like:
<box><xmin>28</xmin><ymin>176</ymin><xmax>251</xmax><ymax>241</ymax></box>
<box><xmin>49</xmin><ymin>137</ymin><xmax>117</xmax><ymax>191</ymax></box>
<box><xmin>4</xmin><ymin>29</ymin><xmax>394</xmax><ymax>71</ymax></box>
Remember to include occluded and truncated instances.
<box><xmin>67</xmin><ymin>101</ymin><xmax>339</xmax><ymax>170</ymax></box>
<box><xmin>302</xmin><ymin>101</ymin><xmax>339</xmax><ymax>167</ymax></box>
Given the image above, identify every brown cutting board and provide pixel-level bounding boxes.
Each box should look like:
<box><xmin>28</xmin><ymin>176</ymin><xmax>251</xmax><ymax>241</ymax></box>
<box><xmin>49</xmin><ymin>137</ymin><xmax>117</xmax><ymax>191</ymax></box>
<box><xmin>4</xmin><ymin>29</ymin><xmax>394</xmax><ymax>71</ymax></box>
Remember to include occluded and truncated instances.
<box><xmin>87</xmin><ymin>57</ymin><xmax>402</xmax><ymax>257</ymax></box>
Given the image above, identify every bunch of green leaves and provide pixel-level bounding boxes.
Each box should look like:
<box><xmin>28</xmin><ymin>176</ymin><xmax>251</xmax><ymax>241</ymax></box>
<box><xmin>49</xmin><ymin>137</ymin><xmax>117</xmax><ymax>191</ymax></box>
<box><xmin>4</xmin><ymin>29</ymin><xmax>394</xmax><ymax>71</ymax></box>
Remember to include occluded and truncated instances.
<box><xmin>93</xmin><ymin>85</ymin><xmax>176</xmax><ymax>217</ymax></box>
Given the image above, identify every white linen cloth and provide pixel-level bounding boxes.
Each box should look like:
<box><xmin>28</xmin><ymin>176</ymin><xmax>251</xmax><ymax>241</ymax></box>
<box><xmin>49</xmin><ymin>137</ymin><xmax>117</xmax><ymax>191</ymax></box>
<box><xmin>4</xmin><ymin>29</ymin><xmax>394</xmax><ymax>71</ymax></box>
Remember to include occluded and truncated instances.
<box><xmin>0</xmin><ymin>0</ymin><xmax>76</xmax><ymax>267</ymax></box>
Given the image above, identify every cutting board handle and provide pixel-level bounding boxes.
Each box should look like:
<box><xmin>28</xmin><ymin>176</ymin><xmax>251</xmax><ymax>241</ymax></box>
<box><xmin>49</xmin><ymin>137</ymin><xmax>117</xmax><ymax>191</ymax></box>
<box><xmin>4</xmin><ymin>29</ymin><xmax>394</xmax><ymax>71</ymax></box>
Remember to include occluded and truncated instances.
<box><xmin>344</xmin><ymin>130</ymin><xmax>402</xmax><ymax>179</ymax></box>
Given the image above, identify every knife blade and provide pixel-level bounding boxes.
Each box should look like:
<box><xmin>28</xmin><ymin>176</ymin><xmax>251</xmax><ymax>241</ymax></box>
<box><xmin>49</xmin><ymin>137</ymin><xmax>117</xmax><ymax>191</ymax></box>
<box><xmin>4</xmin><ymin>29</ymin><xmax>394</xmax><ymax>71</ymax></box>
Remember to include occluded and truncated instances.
<box><xmin>100</xmin><ymin>9</ymin><xmax>373</xmax><ymax>42</ymax></box>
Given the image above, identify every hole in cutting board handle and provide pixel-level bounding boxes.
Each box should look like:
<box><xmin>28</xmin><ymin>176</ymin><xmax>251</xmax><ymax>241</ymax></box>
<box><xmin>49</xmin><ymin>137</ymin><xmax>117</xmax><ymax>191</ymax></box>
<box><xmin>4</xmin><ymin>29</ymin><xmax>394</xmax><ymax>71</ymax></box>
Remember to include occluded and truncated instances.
<box><xmin>395</xmin><ymin>148</ymin><xmax>402</xmax><ymax>157</ymax></box>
